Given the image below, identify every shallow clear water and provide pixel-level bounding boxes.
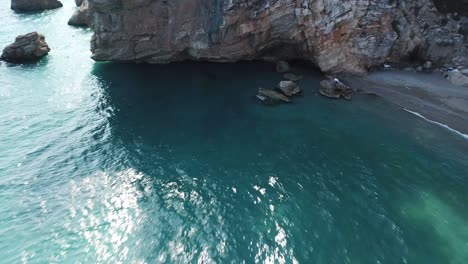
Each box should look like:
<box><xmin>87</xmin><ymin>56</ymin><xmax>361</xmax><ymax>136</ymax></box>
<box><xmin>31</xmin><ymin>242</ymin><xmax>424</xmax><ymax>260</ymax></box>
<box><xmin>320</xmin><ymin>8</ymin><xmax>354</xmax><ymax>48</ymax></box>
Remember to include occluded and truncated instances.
<box><xmin>1</xmin><ymin>1</ymin><xmax>468</xmax><ymax>263</ymax></box>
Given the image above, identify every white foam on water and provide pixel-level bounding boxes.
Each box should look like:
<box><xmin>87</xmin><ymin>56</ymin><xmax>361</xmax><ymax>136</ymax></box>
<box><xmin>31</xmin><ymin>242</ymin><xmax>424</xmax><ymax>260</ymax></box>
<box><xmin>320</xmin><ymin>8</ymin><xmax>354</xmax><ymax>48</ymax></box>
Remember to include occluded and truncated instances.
<box><xmin>404</xmin><ymin>109</ymin><xmax>468</xmax><ymax>140</ymax></box>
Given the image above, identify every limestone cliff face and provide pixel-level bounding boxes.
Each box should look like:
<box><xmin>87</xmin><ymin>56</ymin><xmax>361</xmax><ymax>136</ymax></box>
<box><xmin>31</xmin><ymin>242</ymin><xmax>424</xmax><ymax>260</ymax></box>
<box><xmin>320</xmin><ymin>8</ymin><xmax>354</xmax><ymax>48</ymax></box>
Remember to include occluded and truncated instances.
<box><xmin>88</xmin><ymin>0</ymin><xmax>468</xmax><ymax>74</ymax></box>
<box><xmin>68</xmin><ymin>0</ymin><xmax>89</xmax><ymax>27</ymax></box>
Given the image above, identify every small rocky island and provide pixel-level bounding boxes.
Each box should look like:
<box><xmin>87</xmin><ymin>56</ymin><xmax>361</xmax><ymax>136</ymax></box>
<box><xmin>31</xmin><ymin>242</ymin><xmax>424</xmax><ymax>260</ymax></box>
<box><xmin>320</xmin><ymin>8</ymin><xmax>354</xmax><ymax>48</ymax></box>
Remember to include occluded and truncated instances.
<box><xmin>11</xmin><ymin>0</ymin><xmax>62</xmax><ymax>12</ymax></box>
<box><xmin>68</xmin><ymin>0</ymin><xmax>89</xmax><ymax>27</ymax></box>
<box><xmin>1</xmin><ymin>32</ymin><xmax>50</xmax><ymax>63</ymax></box>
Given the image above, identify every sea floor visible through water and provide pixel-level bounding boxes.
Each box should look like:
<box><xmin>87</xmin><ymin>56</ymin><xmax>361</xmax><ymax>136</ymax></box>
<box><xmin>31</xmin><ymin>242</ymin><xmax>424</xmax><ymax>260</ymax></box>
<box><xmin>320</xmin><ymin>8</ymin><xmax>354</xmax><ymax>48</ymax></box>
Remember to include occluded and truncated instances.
<box><xmin>1</xmin><ymin>1</ymin><xmax>468</xmax><ymax>263</ymax></box>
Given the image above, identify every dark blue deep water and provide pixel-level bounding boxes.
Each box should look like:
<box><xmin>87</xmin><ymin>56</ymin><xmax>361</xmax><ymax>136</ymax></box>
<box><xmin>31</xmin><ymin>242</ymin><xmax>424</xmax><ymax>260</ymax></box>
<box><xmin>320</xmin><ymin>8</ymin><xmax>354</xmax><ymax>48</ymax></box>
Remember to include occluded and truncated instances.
<box><xmin>1</xmin><ymin>1</ymin><xmax>468</xmax><ymax>263</ymax></box>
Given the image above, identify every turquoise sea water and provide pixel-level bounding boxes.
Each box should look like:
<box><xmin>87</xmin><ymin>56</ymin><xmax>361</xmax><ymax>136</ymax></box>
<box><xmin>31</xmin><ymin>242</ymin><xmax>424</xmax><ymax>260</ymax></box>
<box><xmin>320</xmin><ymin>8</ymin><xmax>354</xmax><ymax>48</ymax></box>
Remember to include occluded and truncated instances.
<box><xmin>1</xmin><ymin>1</ymin><xmax>468</xmax><ymax>263</ymax></box>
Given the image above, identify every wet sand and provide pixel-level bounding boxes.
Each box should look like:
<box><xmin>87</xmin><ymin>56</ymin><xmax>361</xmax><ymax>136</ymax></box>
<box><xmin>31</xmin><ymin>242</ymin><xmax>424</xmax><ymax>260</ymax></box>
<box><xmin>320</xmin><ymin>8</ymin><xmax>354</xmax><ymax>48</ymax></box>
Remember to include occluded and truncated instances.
<box><xmin>344</xmin><ymin>70</ymin><xmax>468</xmax><ymax>136</ymax></box>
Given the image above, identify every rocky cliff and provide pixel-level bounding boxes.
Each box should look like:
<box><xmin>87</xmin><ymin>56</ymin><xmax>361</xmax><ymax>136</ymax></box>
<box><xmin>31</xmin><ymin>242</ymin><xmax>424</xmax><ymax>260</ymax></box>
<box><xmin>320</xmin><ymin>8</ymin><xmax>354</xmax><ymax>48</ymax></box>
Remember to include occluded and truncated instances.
<box><xmin>68</xmin><ymin>0</ymin><xmax>89</xmax><ymax>27</ymax></box>
<box><xmin>88</xmin><ymin>0</ymin><xmax>468</xmax><ymax>74</ymax></box>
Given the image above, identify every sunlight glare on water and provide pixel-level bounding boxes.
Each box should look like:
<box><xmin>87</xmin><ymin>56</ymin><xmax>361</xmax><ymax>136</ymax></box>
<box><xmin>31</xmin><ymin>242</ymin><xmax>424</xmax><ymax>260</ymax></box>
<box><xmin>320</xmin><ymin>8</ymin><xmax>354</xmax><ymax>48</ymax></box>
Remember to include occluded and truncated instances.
<box><xmin>1</xmin><ymin>1</ymin><xmax>468</xmax><ymax>263</ymax></box>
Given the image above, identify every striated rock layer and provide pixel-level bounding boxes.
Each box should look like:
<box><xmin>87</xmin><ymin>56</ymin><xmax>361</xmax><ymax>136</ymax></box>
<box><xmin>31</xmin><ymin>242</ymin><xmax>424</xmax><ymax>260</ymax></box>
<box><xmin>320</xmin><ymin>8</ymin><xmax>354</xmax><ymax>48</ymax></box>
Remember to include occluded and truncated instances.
<box><xmin>88</xmin><ymin>0</ymin><xmax>468</xmax><ymax>74</ymax></box>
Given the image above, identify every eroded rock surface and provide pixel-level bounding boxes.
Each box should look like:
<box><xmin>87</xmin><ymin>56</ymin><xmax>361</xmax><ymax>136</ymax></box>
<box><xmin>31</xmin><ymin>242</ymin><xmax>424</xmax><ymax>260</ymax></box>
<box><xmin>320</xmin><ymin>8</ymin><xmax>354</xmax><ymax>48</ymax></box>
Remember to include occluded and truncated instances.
<box><xmin>277</xmin><ymin>81</ymin><xmax>301</xmax><ymax>96</ymax></box>
<box><xmin>445</xmin><ymin>70</ymin><xmax>468</xmax><ymax>86</ymax></box>
<box><xmin>1</xmin><ymin>32</ymin><xmax>50</xmax><ymax>63</ymax></box>
<box><xmin>257</xmin><ymin>87</ymin><xmax>291</xmax><ymax>104</ymax></box>
<box><xmin>319</xmin><ymin>79</ymin><xmax>353</xmax><ymax>100</ymax></box>
<box><xmin>68</xmin><ymin>0</ymin><xmax>89</xmax><ymax>27</ymax></box>
<box><xmin>88</xmin><ymin>0</ymin><xmax>468</xmax><ymax>74</ymax></box>
<box><xmin>11</xmin><ymin>0</ymin><xmax>62</xmax><ymax>12</ymax></box>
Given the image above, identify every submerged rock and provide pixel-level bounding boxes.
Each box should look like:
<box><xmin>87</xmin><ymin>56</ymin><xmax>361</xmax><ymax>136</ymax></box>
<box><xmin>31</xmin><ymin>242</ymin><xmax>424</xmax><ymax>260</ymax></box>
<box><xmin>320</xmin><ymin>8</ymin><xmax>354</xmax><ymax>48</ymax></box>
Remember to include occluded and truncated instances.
<box><xmin>68</xmin><ymin>0</ymin><xmax>89</xmax><ymax>27</ymax></box>
<box><xmin>319</xmin><ymin>79</ymin><xmax>354</xmax><ymax>100</ymax></box>
<box><xmin>277</xmin><ymin>81</ymin><xmax>301</xmax><ymax>97</ymax></box>
<box><xmin>257</xmin><ymin>88</ymin><xmax>291</xmax><ymax>104</ymax></box>
<box><xmin>1</xmin><ymin>32</ymin><xmax>50</xmax><ymax>63</ymax></box>
<box><xmin>11</xmin><ymin>0</ymin><xmax>62</xmax><ymax>12</ymax></box>
<box><xmin>283</xmin><ymin>73</ymin><xmax>303</xmax><ymax>81</ymax></box>
<box><xmin>445</xmin><ymin>70</ymin><xmax>468</xmax><ymax>86</ymax></box>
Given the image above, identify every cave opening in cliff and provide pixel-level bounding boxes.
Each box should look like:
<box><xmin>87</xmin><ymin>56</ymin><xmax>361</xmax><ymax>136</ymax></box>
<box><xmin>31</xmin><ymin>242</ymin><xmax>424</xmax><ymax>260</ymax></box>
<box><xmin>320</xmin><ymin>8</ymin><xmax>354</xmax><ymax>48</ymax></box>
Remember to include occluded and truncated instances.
<box><xmin>256</xmin><ymin>41</ymin><xmax>319</xmax><ymax>71</ymax></box>
<box><xmin>406</xmin><ymin>46</ymin><xmax>425</xmax><ymax>64</ymax></box>
<box><xmin>287</xmin><ymin>59</ymin><xmax>321</xmax><ymax>71</ymax></box>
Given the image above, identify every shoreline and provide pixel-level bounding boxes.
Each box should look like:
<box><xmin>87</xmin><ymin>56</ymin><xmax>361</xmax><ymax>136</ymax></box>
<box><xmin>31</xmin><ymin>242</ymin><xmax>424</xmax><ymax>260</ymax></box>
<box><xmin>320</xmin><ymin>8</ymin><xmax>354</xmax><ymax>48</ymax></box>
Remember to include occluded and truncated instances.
<box><xmin>403</xmin><ymin>108</ymin><xmax>468</xmax><ymax>140</ymax></box>
<box><xmin>343</xmin><ymin>70</ymin><xmax>468</xmax><ymax>137</ymax></box>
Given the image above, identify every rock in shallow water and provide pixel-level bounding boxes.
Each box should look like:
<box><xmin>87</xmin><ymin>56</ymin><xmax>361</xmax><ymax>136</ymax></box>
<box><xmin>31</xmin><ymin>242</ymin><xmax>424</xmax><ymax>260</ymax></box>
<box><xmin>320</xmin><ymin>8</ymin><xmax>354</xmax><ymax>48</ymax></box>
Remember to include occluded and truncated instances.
<box><xmin>319</xmin><ymin>79</ymin><xmax>354</xmax><ymax>100</ymax></box>
<box><xmin>1</xmin><ymin>32</ymin><xmax>50</xmax><ymax>63</ymax></box>
<box><xmin>277</xmin><ymin>81</ymin><xmax>301</xmax><ymax>97</ymax></box>
<box><xmin>68</xmin><ymin>0</ymin><xmax>89</xmax><ymax>27</ymax></box>
<box><xmin>257</xmin><ymin>88</ymin><xmax>291</xmax><ymax>104</ymax></box>
<box><xmin>11</xmin><ymin>0</ymin><xmax>62</xmax><ymax>12</ymax></box>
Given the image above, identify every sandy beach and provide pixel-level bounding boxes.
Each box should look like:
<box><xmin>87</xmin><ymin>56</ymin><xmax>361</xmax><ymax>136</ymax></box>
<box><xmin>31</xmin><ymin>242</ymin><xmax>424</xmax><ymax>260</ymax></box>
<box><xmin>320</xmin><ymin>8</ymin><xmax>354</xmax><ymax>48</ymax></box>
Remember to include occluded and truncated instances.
<box><xmin>344</xmin><ymin>70</ymin><xmax>468</xmax><ymax>136</ymax></box>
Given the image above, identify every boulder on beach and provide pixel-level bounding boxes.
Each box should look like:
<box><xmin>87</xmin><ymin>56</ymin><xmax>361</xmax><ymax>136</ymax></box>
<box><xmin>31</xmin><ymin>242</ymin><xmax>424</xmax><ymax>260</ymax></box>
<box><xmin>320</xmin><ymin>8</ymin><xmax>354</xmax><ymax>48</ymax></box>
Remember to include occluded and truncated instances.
<box><xmin>277</xmin><ymin>81</ymin><xmax>301</xmax><ymax>97</ymax></box>
<box><xmin>319</xmin><ymin>78</ymin><xmax>354</xmax><ymax>100</ymax></box>
<box><xmin>256</xmin><ymin>87</ymin><xmax>291</xmax><ymax>105</ymax></box>
<box><xmin>424</xmin><ymin>61</ymin><xmax>433</xmax><ymax>69</ymax></box>
<box><xmin>445</xmin><ymin>70</ymin><xmax>468</xmax><ymax>87</ymax></box>
<box><xmin>11</xmin><ymin>0</ymin><xmax>62</xmax><ymax>12</ymax></box>
<box><xmin>276</xmin><ymin>61</ymin><xmax>290</xmax><ymax>73</ymax></box>
<box><xmin>68</xmin><ymin>0</ymin><xmax>89</xmax><ymax>27</ymax></box>
<box><xmin>1</xmin><ymin>32</ymin><xmax>50</xmax><ymax>63</ymax></box>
